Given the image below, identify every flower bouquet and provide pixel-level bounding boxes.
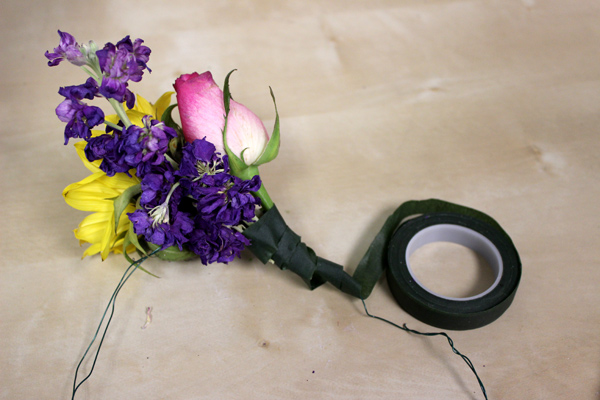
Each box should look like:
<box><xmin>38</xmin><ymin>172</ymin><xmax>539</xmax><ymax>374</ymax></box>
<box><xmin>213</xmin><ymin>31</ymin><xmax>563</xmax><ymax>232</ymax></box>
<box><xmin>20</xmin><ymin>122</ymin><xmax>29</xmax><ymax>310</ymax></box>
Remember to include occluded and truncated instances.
<box><xmin>47</xmin><ymin>31</ymin><xmax>521</xmax><ymax>400</ymax></box>
<box><xmin>49</xmin><ymin>31</ymin><xmax>276</xmax><ymax>266</ymax></box>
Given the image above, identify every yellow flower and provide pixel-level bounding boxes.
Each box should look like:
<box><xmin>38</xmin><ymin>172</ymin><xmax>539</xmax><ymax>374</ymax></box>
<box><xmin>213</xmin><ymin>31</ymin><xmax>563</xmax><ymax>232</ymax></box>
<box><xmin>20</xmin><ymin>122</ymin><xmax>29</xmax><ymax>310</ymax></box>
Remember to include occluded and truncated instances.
<box><xmin>63</xmin><ymin>138</ymin><xmax>140</xmax><ymax>259</ymax></box>
<box><xmin>63</xmin><ymin>92</ymin><xmax>173</xmax><ymax>260</ymax></box>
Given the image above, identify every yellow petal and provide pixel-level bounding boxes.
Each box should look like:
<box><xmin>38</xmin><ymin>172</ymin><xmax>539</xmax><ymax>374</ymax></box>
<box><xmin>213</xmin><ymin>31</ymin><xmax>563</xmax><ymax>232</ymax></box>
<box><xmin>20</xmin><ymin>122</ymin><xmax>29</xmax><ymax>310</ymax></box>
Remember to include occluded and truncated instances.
<box><xmin>75</xmin><ymin>212</ymin><xmax>111</xmax><ymax>243</ymax></box>
<box><xmin>117</xmin><ymin>204</ymin><xmax>137</xmax><ymax>231</ymax></box>
<box><xmin>63</xmin><ymin>175</ymin><xmax>120</xmax><ymax>212</ymax></box>
<box><xmin>125</xmin><ymin>109</ymin><xmax>148</xmax><ymax>127</ymax></box>
<box><xmin>99</xmin><ymin>212</ymin><xmax>117</xmax><ymax>260</ymax></box>
<box><xmin>82</xmin><ymin>243</ymin><xmax>102</xmax><ymax>259</ymax></box>
<box><xmin>155</xmin><ymin>92</ymin><xmax>174</xmax><ymax>121</ymax></box>
<box><xmin>96</xmin><ymin>173</ymin><xmax>140</xmax><ymax>190</ymax></box>
<box><xmin>65</xmin><ymin>180</ymin><xmax>121</xmax><ymax>200</ymax></box>
<box><xmin>132</xmin><ymin>93</ymin><xmax>154</xmax><ymax>116</ymax></box>
<box><xmin>105</xmin><ymin>114</ymin><xmax>120</xmax><ymax>126</ymax></box>
<box><xmin>74</xmin><ymin>141</ymin><xmax>102</xmax><ymax>173</ymax></box>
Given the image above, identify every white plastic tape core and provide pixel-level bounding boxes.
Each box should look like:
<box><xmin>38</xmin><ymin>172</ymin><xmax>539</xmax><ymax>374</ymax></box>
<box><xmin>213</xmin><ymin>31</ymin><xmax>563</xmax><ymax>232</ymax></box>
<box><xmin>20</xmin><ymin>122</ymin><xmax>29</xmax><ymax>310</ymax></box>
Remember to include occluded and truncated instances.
<box><xmin>405</xmin><ymin>224</ymin><xmax>503</xmax><ymax>301</ymax></box>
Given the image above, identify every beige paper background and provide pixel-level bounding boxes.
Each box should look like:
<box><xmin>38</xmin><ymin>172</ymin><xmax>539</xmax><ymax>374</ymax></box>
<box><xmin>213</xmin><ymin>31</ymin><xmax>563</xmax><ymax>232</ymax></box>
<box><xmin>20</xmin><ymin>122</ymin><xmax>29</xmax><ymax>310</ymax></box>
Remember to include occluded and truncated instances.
<box><xmin>1</xmin><ymin>1</ymin><xmax>599</xmax><ymax>399</ymax></box>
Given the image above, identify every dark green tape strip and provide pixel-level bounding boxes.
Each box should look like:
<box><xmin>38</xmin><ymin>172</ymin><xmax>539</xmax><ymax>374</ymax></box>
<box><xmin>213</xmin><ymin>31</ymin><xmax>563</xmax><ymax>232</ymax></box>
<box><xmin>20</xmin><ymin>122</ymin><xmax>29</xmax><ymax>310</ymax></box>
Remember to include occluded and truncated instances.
<box><xmin>243</xmin><ymin>199</ymin><xmax>521</xmax><ymax>330</ymax></box>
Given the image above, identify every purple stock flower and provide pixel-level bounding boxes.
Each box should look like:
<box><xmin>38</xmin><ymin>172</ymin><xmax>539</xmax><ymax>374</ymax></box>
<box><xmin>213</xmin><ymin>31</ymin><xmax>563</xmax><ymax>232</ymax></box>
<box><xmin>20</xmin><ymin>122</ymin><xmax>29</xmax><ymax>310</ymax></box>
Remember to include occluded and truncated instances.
<box><xmin>128</xmin><ymin>167</ymin><xmax>192</xmax><ymax>250</ymax></box>
<box><xmin>121</xmin><ymin>116</ymin><xmax>177</xmax><ymax>177</ymax></box>
<box><xmin>96</xmin><ymin>36</ymin><xmax>151</xmax><ymax>107</ymax></box>
<box><xmin>194</xmin><ymin>174</ymin><xmax>261</xmax><ymax>226</ymax></box>
<box><xmin>125</xmin><ymin>138</ymin><xmax>260</xmax><ymax>263</ymax></box>
<box><xmin>85</xmin><ymin>133</ymin><xmax>130</xmax><ymax>176</ymax></box>
<box><xmin>176</xmin><ymin>137</ymin><xmax>226</xmax><ymax>180</ymax></box>
<box><xmin>175</xmin><ymin>138</ymin><xmax>261</xmax><ymax>226</ymax></box>
<box><xmin>84</xmin><ymin>115</ymin><xmax>176</xmax><ymax>177</ymax></box>
<box><xmin>56</xmin><ymin>78</ymin><xmax>105</xmax><ymax>144</ymax></box>
<box><xmin>139</xmin><ymin>164</ymin><xmax>177</xmax><ymax>207</ymax></box>
<box><xmin>187</xmin><ymin>220</ymin><xmax>251</xmax><ymax>265</ymax></box>
<box><xmin>129</xmin><ymin>208</ymin><xmax>193</xmax><ymax>250</ymax></box>
<box><xmin>45</xmin><ymin>30</ymin><xmax>85</xmax><ymax>67</ymax></box>
<box><xmin>114</xmin><ymin>36</ymin><xmax>152</xmax><ymax>79</ymax></box>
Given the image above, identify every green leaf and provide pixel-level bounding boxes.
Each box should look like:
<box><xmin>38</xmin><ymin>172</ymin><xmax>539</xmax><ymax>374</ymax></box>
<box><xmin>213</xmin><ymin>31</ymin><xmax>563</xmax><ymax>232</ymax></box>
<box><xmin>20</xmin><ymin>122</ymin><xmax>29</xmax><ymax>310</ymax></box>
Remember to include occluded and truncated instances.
<box><xmin>122</xmin><ymin>233</ymin><xmax>138</xmax><ymax>264</ymax></box>
<box><xmin>136</xmin><ymin>265</ymin><xmax>161</xmax><ymax>278</ymax></box>
<box><xmin>123</xmin><ymin>234</ymin><xmax>161</xmax><ymax>278</ymax></box>
<box><xmin>126</xmin><ymin>220</ymin><xmax>147</xmax><ymax>255</ymax></box>
<box><xmin>146</xmin><ymin>242</ymin><xmax>197</xmax><ymax>262</ymax></box>
<box><xmin>122</xmin><ymin>226</ymin><xmax>160</xmax><ymax>278</ymax></box>
<box><xmin>113</xmin><ymin>183</ymin><xmax>142</xmax><ymax>233</ymax></box>
<box><xmin>253</xmin><ymin>87</ymin><xmax>280</xmax><ymax>166</ymax></box>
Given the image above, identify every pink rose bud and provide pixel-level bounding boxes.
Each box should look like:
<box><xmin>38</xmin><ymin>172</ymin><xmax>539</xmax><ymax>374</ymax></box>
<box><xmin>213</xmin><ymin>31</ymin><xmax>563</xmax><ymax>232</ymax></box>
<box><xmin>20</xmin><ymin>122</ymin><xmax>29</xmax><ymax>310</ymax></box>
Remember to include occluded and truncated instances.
<box><xmin>174</xmin><ymin>71</ymin><xmax>269</xmax><ymax>165</ymax></box>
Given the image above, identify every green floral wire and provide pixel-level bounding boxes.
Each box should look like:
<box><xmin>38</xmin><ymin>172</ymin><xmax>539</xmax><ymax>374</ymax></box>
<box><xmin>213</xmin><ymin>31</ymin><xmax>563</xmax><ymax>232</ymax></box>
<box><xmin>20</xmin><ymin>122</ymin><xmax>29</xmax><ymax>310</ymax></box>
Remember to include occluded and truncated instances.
<box><xmin>361</xmin><ymin>299</ymin><xmax>488</xmax><ymax>400</ymax></box>
<box><xmin>71</xmin><ymin>249</ymin><xmax>159</xmax><ymax>400</ymax></box>
<box><xmin>71</xmin><ymin>252</ymin><xmax>487</xmax><ymax>400</ymax></box>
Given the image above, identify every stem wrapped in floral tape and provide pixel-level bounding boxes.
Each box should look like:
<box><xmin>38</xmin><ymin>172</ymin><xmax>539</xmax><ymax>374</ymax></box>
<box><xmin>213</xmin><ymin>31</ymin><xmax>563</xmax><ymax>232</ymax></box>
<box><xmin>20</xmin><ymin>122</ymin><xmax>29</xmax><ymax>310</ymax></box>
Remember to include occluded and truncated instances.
<box><xmin>242</xmin><ymin>205</ymin><xmax>362</xmax><ymax>298</ymax></box>
<box><xmin>243</xmin><ymin>198</ymin><xmax>521</xmax><ymax>330</ymax></box>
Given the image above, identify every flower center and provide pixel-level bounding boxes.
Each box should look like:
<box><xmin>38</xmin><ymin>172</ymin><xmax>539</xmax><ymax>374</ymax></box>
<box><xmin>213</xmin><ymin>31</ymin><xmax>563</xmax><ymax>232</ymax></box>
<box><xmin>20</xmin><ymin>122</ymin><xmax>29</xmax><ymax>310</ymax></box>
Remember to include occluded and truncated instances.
<box><xmin>147</xmin><ymin>182</ymin><xmax>179</xmax><ymax>227</ymax></box>
<box><xmin>148</xmin><ymin>203</ymin><xmax>169</xmax><ymax>227</ymax></box>
<box><xmin>194</xmin><ymin>160</ymin><xmax>224</xmax><ymax>180</ymax></box>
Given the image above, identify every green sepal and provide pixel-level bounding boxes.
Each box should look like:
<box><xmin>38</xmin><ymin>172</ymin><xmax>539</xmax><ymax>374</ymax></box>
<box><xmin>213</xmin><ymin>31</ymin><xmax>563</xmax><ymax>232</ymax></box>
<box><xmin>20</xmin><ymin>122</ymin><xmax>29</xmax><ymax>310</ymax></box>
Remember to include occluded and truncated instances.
<box><xmin>123</xmin><ymin>231</ymin><xmax>160</xmax><ymax>278</ymax></box>
<box><xmin>253</xmin><ymin>87</ymin><xmax>280</xmax><ymax>166</ymax></box>
<box><xmin>222</xmin><ymin>70</ymin><xmax>250</xmax><ymax>177</ymax></box>
<box><xmin>161</xmin><ymin>103</ymin><xmax>182</xmax><ymax>133</ymax></box>
<box><xmin>162</xmin><ymin>103</ymin><xmax>184</xmax><ymax>163</ymax></box>
<box><xmin>146</xmin><ymin>242</ymin><xmax>197</xmax><ymax>261</ymax></box>
<box><xmin>223</xmin><ymin>70</ymin><xmax>236</xmax><ymax>115</ymax></box>
<box><xmin>113</xmin><ymin>183</ymin><xmax>141</xmax><ymax>233</ymax></box>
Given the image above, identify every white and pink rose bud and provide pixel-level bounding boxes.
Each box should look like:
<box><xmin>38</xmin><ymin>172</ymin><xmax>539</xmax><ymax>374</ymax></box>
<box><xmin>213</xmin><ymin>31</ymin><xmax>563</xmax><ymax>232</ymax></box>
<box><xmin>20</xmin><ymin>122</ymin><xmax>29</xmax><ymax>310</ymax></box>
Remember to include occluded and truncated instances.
<box><xmin>174</xmin><ymin>71</ymin><xmax>278</xmax><ymax>166</ymax></box>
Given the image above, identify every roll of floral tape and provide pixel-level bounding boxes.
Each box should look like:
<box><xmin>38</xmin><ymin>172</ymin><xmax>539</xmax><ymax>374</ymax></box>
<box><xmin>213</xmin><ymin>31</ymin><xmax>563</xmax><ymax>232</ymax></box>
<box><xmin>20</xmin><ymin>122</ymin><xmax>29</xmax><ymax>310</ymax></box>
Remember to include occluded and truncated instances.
<box><xmin>386</xmin><ymin>213</ymin><xmax>521</xmax><ymax>330</ymax></box>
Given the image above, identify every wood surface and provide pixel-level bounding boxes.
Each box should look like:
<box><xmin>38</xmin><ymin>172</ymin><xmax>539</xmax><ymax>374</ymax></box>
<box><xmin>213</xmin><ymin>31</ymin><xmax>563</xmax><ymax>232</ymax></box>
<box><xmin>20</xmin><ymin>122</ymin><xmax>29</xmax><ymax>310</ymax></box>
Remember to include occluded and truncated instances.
<box><xmin>1</xmin><ymin>1</ymin><xmax>599</xmax><ymax>398</ymax></box>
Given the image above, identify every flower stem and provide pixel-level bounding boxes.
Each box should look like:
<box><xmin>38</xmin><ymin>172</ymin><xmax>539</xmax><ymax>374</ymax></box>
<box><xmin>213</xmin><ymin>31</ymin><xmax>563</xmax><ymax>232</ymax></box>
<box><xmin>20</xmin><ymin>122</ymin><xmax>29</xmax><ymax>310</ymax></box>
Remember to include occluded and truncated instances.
<box><xmin>81</xmin><ymin>66</ymin><xmax>99</xmax><ymax>81</ymax></box>
<box><xmin>79</xmin><ymin>66</ymin><xmax>132</xmax><ymax>128</ymax></box>
<box><xmin>104</xmin><ymin>120</ymin><xmax>122</xmax><ymax>131</ymax></box>
<box><xmin>254</xmin><ymin>181</ymin><xmax>274</xmax><ymax>211</ymax></box>
<box><xmin>235</xmin><ymin>165</ymin><xmax>273</xmax><ymax>211</ymax></box>
<box><xmin>108</xmin><ymin>98</ymin><xmax>132</xmax><ymax>128</ymax></box>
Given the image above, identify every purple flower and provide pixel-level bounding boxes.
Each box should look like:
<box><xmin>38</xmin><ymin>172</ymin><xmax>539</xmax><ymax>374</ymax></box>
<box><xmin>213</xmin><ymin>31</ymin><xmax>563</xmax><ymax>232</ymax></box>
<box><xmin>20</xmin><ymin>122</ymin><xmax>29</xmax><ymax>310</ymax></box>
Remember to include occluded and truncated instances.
<box><xmin>128</xmin><ymin>208</ymin><xmax>172</xmax><ymax>247</ymax></box>
<box><xmin>121</xmin><ymin>116</ymin><xmax>177</xmax><ymax>177</ymax></box>
<box><xmin>85</xmin><ymin>133</ymin><xmax>130</xmax><ymax>176</ymax></box>
<box><xmin>128</xmin><ymin>169</ymin><xmax>192</xmax><ymax>251</ymax></box>
<box><xmin>114</xmin><ymin>36</ymin><xmax>152</xmax><ymax>79</ymax></box>
<box><xmin>129</xmin><ymin>208</ymin><xmax>193</xmax><ymax>250</ymax></box>
<box><xmin>96</xmin><ymin>36</ymin><xmax>151</xmax><ymax>106</ymax></box>
<box><xmin>195</xmin><ymin>175</ymin><xmax>261</xmax><ymax>226</ymax></box>
<box><xmin>175</xmin><ymin>138</ymin><xmax>261</xmax><ymax>226</ymax></box>
<box><xmin>177</xmin><ymin>138</ymin><xmax>226</xmax><ymax>180</ymax></box>
<box><xmin>139</xmin><ymin>165</ymin><xmax>176</xmax><ymax>207</ymax></box>
<box><xmin>45</xmin><ymin>30</ymin><xmax>85</xmax><ymax>67</ymax></box>
<box><xmin>58</xmin><ymin>78</ymin><xmax>99</xmax><ymax>101</ymax></box>
<box><xmin>187</xmin><ymin>220</ymin><xmax>251</xmax><ymax>265</ymax></box>
<box><xmin>56</xmin><ymin>78</ymin><xmax>105</xmax><ymax>144</ymax></box>
<box><xmin>125</xmin><ymin>138</ymin><xmax>260</xmax><ymax>263</ymax></box>
<box><xmin>84</xmin><ymin>116</ymin><xmax>176</xmax><ymax>177</ymax></box>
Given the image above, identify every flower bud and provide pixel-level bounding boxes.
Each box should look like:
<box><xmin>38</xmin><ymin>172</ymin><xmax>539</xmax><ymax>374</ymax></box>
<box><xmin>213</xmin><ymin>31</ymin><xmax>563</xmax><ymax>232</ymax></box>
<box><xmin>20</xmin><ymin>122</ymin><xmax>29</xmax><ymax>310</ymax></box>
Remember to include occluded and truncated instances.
<box><xmin>174</xmin><ymin>71</ymin><xmax>269</xmax><ymax>165</ymax></box>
